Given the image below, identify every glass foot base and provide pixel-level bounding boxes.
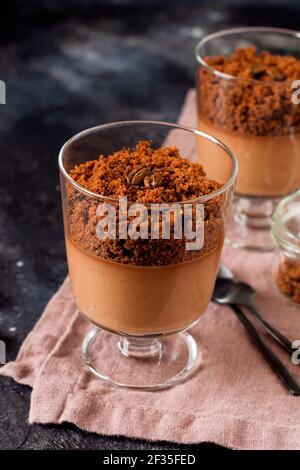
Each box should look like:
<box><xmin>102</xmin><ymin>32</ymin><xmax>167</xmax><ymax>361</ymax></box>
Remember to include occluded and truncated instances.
<box><xmin>225</xmin><ymin>196</ymin><xmax>277</xmax><ymax>252</ymax></box>
<box><xmin>82</xmin><ymin>327</ymin><xmax>200</xmax><ymax>390</ymax></box>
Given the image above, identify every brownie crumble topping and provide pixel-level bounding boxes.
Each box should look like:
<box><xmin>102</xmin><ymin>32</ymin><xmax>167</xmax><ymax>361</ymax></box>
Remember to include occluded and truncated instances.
<box><xmin>69</xmin><ymin>141</ymin><xmax>219</xmax><ymax>203</ymax></box>
<box><xmin>65</xmin><ymin>141</ymin><xmax>225</xmax><ymax>266</ymax></box>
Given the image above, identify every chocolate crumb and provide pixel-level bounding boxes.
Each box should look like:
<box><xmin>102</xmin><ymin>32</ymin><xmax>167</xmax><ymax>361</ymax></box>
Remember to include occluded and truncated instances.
<box><xmin>198</xmin><ymin>46</ymin><xmax>300</xmax><ymax>136</ymax></box>
<box><xmin>276</xmin><ymin>259</ymin><xmax>300</xmax><ymax>304</ymax></box>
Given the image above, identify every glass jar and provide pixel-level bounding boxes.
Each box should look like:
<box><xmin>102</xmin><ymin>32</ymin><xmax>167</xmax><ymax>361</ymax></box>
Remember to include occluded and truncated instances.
<box><xmin>271</xmin><ymin>190</ymin><xmax>300</xmax><ymax>306</ymax></box>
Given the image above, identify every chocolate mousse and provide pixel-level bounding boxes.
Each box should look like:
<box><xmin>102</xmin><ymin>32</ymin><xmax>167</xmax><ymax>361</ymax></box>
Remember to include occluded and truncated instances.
<box><xmin>197</xmin><ymin>47</ymin><xmax>300</xmax><ymax>197</ymax></box>
<box><xmin>64</xmin><ymin>141</ymin><xmax>225</xmax><ymax>335</ymax></box>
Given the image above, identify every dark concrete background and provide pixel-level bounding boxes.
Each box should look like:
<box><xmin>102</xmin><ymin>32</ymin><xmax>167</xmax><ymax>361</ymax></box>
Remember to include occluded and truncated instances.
<box><xmin>0</xmin><ymin>1</ymin><xmax>299</xmax><ymax>450</ymax></box>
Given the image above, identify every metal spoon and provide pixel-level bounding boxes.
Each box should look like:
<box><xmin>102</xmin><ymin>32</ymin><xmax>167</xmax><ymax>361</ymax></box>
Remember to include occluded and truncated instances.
<box><xmin>214</xmin><ymin>264</ymin><xmax>294</xmax><ymax>355</ymax></box>
<box><xmin>212</xmin><ymin>265</ymin><xmax>300</xmax><ymax>396</ymax></box>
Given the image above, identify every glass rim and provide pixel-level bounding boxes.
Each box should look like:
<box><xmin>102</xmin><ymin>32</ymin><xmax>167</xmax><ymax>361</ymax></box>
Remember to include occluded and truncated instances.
<box><xmin>271</xmin><ymin>189</ymin><xmax>300</xmax><ymax>255</ymax></box>
<box><xmin>58</xmin><ymin>120</ymin><xmax>238</xmax><ymax>205</ymax></box>
<box><xmin>195</xmin><ymin>26</ymin><xmax>300</xmax><ymax>85</ymax></box>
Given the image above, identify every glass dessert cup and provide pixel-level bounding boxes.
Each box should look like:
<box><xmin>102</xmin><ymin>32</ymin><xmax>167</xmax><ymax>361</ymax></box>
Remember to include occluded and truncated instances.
<box><xmin>59</xmin><ymin>121</ymin><xmax>237</xmax><ymax>390</ymax></box>
<box><xmin>196</xmin><ymin>27</ymin><xmax>300</xmax><ymax>251</ymax></box>
<box><xmin>271</xmin><ymin>190</ymin><xmax>300</xmax><ymax>307</ymax></box>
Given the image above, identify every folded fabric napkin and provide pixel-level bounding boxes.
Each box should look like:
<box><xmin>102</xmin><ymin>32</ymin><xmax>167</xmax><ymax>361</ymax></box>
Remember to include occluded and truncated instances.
<box><xmin>2</xmin><ymin>90</ymin><xmax>300</xmax><ymax>450</ymax></box>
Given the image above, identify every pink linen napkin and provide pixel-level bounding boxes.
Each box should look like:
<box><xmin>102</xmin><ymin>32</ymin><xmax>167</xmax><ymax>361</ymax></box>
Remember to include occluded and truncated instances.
<box><xmin>1</xmin><ymin>90</ymin><xmax>300</xmax><ymax>450</ymax></box>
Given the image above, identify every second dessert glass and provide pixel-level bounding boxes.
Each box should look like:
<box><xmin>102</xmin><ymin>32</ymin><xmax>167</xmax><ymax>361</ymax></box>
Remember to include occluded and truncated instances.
<box><xmin>271</xmin><ymin>190</ymin><xmax>300</xmax><ymax>306</ymax></box>
<box><xmin>59</xmin><ymin>121</ymin><xmax>237</xmax><ymax>390</ymax></box>
<box><xmin>196</xmin><ymin>27</ymin><xmax>300</xmax><ymax>251</ymax></box>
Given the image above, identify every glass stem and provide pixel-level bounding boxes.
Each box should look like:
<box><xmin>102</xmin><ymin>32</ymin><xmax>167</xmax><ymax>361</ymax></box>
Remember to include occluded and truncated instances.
<box><xmin>118</xmin><ymin>337</ymin><xmax>162</xmax><ymax>359</ymax></box>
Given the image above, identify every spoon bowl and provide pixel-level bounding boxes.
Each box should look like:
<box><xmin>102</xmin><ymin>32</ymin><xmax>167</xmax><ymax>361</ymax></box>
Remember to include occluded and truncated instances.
<box><xmin>213</xmin><ymin>277</ymin><xmax>255</xmax><ymax>305</ymax></box>
<box><xmin>213</xmin><ymin>264</ymin><xmax>294</xmax><ymax>354</ymax></box>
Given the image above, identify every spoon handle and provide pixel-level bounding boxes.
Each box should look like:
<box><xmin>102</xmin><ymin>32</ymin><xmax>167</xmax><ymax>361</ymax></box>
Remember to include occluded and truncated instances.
<box><xmin>242</xmin><ymin>303</ymin><xmax>294</xmax><ymax>355</ymax></box>
<box><xmin>230</xmin><ymin>303</ymin><xmax>300</xmax><ymax>396</ymax></box>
